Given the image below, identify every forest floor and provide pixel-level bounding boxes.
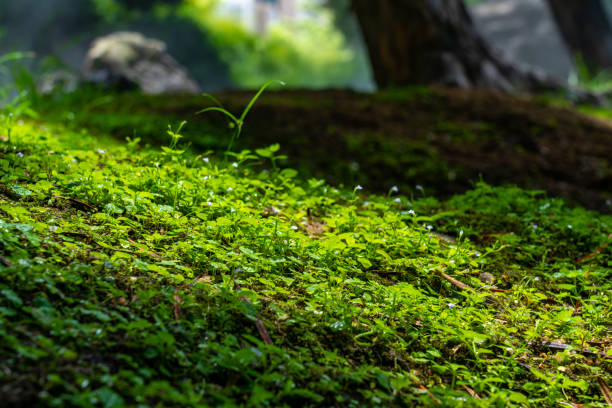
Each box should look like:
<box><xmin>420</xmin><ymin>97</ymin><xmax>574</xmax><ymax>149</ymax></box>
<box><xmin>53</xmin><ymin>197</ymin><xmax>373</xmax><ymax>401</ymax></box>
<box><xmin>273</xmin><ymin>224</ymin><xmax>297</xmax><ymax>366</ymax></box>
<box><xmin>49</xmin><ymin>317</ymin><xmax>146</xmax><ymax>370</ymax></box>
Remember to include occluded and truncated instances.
<box><xmin>40</xmin><ymin>87</ymin><xmax>612</xmax><ymax>213</ymax></box>
<box><xmin>0</xmin><ymin>87</ymin><xmax>610</xmax><ymax>407</ymax></box>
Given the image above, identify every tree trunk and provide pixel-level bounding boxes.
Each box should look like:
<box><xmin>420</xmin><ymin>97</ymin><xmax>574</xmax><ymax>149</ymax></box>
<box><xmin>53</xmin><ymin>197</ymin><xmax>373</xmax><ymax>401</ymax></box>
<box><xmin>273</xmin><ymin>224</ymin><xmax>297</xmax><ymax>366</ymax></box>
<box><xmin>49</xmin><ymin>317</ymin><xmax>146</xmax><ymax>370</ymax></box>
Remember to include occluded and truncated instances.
<box><xmin>351</xmin><ymin>0</ymin><xmax>554</xmax><ymax>92</ymax></box>
<box><xmin>547</xmin><ymin>0</ymin><xmax>612</xmax><ymax>72</ymax></box>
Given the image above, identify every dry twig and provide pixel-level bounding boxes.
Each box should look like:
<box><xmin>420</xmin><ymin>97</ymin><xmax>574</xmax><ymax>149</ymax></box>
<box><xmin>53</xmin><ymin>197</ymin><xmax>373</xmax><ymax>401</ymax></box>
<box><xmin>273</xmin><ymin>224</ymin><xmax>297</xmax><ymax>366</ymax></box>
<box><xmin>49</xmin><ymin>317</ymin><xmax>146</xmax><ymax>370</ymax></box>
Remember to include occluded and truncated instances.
<box><xmin>53</xmin><ymin>195</ymin><xmax>96</xmax><ymax>211</ymax></box>
<box><xmin>597</xmin><ymin>377</ymin><xmax>612</xmax><ymax>406</ymax></box>
<box><xmin>437</xmin><ymin>269</ymin><xmax>473</xmax><ymax>291</ymax></box>
<box><xmin>233</xmin><ymin>280</ymin><xmax>273</xmax><ymax>345</ymax></box>
<box><xmin>462</xmin><ymin>385</ymin><xmax>481</xmax><ymax>399</ymax></box>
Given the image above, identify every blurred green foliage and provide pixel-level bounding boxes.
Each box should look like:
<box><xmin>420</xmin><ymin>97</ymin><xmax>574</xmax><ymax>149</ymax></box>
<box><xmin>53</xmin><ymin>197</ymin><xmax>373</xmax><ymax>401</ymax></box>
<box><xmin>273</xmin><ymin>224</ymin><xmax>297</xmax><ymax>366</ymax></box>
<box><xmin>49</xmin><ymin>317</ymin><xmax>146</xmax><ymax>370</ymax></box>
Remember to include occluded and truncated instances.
<box><xmin>569</xmin><ymin>54</ymin><xmax>612</xmax><ymax>94</ymax></box>
<box><xmin>2</xmin><ymin>0</ymin><xmax>358</xmax><ymax>90</ymax></box>
<box><xmin>178</xmin><ymin>0</ymin><xmax>356</xmax><ymax>88</ymax></box>
<box><xmin>0</xmin><ymin>52</ymin><xmax>38</xmax><ymax>117</ymax></box>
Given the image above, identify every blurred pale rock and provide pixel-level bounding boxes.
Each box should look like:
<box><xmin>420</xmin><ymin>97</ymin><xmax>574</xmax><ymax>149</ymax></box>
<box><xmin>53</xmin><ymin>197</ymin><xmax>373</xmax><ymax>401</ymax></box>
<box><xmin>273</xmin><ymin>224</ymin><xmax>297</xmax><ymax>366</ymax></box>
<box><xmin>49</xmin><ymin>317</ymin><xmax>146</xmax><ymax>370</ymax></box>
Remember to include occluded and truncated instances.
<box><xmin>37</xmin><ymin>70</ymin><xmax>79</xmax><ymax>94</ymax></box>
<box><xmin>82</xmin><ymin>32</ymin><xmax>200</xmax><ymax>94</ymax></box>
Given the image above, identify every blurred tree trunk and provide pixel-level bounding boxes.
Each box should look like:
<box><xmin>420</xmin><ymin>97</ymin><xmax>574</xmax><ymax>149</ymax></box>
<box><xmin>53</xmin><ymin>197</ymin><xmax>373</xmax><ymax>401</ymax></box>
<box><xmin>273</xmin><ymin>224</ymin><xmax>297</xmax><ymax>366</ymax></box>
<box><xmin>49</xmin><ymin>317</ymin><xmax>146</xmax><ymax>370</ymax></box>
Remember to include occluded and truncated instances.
<box><xmin>547</xmin><ymin>0</ymin><xmax>612</xmax><ymax>71</ymax></box>
<box><xmin>351</xmin><ymin>0</ymin><xmax>554</xmax><ymax>92</ymax></box>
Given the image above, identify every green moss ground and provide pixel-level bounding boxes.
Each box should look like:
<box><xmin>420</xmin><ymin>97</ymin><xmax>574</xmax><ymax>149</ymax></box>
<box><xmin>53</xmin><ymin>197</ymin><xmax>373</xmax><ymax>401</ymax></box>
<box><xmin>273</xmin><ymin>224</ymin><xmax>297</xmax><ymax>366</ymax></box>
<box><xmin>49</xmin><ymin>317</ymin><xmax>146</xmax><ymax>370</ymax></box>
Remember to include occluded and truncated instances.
<box><xmin>35</xmin><ymin>88</ymin><xmax>612</xmax><ymax>213</ymax></box>
<box><xmin>0</xmin><ymin>98</ymin><xmax>611</xmax><ymax>406</ymax></box>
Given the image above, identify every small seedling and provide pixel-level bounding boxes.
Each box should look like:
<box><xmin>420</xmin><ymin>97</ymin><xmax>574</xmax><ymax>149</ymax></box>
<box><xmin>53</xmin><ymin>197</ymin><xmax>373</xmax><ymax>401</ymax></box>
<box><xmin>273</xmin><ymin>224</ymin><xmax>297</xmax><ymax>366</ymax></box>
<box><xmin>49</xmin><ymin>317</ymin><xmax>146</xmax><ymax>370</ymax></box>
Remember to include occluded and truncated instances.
<box><xmin>197</xmin><ymin>80</ymin><xmax>285</xmax><ymax>158</ymax></box>
<box><xmin>161</xmin><ymin>120</ymin><xmax>187</xmax><ymax>158</ymax></box>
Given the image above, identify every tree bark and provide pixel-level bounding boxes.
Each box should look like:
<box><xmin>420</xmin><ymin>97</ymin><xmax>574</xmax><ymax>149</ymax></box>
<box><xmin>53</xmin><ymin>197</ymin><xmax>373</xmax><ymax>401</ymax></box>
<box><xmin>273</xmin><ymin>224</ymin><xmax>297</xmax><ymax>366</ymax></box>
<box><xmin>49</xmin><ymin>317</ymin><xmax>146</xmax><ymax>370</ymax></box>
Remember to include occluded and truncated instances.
<box><xmin>547</xmin><ymin>0</ymin><xmax>612</xmax><ymax>72</ymax></box>
<box><xmin>351</xmin><ymin>0</ymin><xmax>555</xmax><ymax>92</ymax></box>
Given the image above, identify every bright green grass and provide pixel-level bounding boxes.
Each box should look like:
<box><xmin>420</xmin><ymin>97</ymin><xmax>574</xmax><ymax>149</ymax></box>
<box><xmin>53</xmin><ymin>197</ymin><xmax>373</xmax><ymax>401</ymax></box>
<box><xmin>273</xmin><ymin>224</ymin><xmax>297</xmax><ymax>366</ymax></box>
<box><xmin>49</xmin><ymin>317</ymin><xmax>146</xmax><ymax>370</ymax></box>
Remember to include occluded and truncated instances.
<box><xmin>0</xmin><ymin>113</ymin><xmax>610</xmax><ymax>407</ymax></box>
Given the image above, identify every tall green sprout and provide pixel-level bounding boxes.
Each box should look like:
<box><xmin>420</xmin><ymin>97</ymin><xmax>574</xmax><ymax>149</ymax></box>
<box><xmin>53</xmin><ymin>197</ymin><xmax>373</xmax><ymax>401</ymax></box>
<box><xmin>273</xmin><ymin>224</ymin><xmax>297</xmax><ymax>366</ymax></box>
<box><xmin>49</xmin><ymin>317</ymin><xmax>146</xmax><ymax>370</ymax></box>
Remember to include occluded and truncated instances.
<box><xmin>197</xmin><ymin>80</ymin><xmax>285</xmax><ymax>158</ymax></box>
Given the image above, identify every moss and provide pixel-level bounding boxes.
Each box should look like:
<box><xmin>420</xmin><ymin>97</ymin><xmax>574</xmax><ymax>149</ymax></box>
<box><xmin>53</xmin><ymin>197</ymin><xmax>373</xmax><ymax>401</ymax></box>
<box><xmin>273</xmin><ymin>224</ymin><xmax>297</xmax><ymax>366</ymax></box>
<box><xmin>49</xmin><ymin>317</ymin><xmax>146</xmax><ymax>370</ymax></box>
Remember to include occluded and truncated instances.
<box><xmin>0</xmin><ymin>107</ymin><xmax>610</xmax><ymax>406</ymax></box>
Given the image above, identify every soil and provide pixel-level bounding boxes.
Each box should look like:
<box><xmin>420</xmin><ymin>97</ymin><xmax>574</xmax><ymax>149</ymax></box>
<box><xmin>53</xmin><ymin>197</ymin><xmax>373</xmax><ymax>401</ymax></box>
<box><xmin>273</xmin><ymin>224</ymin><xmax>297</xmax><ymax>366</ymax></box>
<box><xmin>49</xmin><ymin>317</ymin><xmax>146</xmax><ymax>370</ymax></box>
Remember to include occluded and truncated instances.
<box><xmin>49</xmin><ymin>87</ymin><xmax>612</xmax><ymax>212</ymax></box>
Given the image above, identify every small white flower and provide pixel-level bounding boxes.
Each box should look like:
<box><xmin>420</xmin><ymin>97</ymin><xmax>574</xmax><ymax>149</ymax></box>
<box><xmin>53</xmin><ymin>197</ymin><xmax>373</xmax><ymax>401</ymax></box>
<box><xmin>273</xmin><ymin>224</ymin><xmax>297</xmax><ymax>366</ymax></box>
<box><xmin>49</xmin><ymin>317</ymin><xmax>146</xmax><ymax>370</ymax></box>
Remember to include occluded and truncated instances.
<box><xmin>9</xmin><ymin>113</ymin><xmax>13</xmax><ymax>117</ymax></box>
<box><xmin>448</xmin><ymin>303</ymin><xmax>455</xmax><ymax>309</ymax></box>
<box><xmin>391</xmin><ymin>185</ymin><xmax>399</xmax><ymax>193</ymax></box>
<box><xmin>290</xmin><ymin>225</ymin><xmax>298</xmax><ymax>230</ymax></box>
<box><xmin>227</xmin><ymin>187</ymin><xmax>233</xmax><ymax>192</ymax></box>
<box><xmin>532</xmin><ymin>224</ymin><xmax>538</xmax><ymax>230</ymax></box>
<box><xmin>206</xmin><ymin>201</ymin><xmax>213</xmax><ymax>206</ymax></box>
<box><xmin>232</xmin><ymin>162</ymin><xmax>238</xmax><ymax>168</ymax></box>
<box><xmin>408</xmin><ymin>209</ymin><xmax>416</xmax><ymax>216</ymax></box>
<box><xmin>474</xmin><ymin>252</ymin><xmax>481</xmax><ymax>257</ymax></box>
<box><xmin>355</xmin><ymin>185</ymin><xmax>363</xmax><ymax>190</ymax></box>
<box><xmin>449</xmin><ymin>260</ymin><xmax>455</xmax><ymax>264</ymax></box>
<box><xmin>426</xmin><ymin>225</ymin><xmax>433</xmax><ymax>231</ymax></box>
<box><xmin>394</xmin><ymin>197</ymin><xmax>401</xmax><ymax>203</ymax></box>
<box><xmin>363</xmin><ymin>201</ymin><xmax>370</xmax><ymax>207</ymax></box>
<box><xmin>416</xmin><ymin>184</ymin><xmax>423</xmax><ymax>191</ymax></box>
<box><xmin>97</xmin><ymin>148</ymin><xmax>106</xmax><ymax>154</ymax></box>
<box><xmin>459</xmin><ymin>230</ymin><xmax>464</xmax><ymax>237</ymax></box>
<box><xmin>271</xmin><ymin>207</ymin><xmax>280</xmax><ymax>214</ymax></box>
<box><xmin>534</xmin><ymin>277</ymin><xmax>540</xmax><ymax>281</ymax></box>
<box><xmin>203</xmin><ymin>157</ymin><xmax>209</xmax><ymax>162</ymax></box>
<box><xmin>567</xmin><ymin>225</ymin><xmax>572</xmax><ymax>229</ymax></box>
<box><xmin>16</xmin><ymin>152</ymin><xmax>24</xmax><ymax>157</ymax></box>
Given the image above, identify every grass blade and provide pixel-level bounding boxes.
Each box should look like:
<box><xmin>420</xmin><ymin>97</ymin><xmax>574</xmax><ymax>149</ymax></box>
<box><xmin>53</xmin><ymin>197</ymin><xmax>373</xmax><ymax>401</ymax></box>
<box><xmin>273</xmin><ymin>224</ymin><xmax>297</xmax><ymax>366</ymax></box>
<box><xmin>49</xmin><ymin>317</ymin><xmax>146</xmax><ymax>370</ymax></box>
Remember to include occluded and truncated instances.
<box><xmin>201</xmin><ymin>93</ymin><xmax>224</xmax><ymax>109</ymax></box>
<box><xmin>196</xmin><ymin>106</ymin><xmax>239</xmax><ymax>124</ymax></box>
<box><xmin>239</xmin><ymin>80</ymin><xmax>285</xmax><ymax>123</ymax></box>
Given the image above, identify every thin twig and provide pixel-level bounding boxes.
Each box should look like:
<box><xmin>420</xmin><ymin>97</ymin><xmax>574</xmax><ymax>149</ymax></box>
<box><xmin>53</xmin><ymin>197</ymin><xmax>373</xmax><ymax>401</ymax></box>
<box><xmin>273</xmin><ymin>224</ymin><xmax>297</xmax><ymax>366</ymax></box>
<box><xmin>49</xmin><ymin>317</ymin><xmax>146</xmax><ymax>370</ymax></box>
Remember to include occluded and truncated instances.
<box><xmin>53</xmin><ymin>195</ymin><xmax>96</xmax><ymax>211</ymax></box>
<box><xmin>233</xmin><ymin>280</ymin><xmax>273</xmax><ymax>345</ymax></box>
<box><xmin>0</xmin><ymin>255</ymin><xmax>14</xmax><ymax>267</ymax></box>
<box><xmin>462</xmin><ymin>385</ymin><xmax>481</xmax><ymax>399</ymax></box>
<box><xmin>410</xmin><ymin>376</ymin><xmax>441</xmax><ymax>403</ymax></box>
<box><xmin>597</xmin><ymin>377</ymin><xmax>612</xmax><ymax>406</ymax></box>
<box><xmin>127</xmin><ymin>238</ymin><xmax>162</xmax><ymax>260</ymax></box>
<box><xmin>541</xmin><ymin>341</ymin><xmax>612</xmax><ymax>359</ymax></box>
<box><xmin>574</xmin><ymin>235</ymin><xmax>611</xmax><ymax>264</ymax></box>
<box><xmin>173</xmin><ymin>288</ymin><xmax>181</xmax><ymax>322</ymax></box>
<box><xmin>437</xmin><ymin>269</ymin><xmax>473</xmax><ymax>291</ymax></box>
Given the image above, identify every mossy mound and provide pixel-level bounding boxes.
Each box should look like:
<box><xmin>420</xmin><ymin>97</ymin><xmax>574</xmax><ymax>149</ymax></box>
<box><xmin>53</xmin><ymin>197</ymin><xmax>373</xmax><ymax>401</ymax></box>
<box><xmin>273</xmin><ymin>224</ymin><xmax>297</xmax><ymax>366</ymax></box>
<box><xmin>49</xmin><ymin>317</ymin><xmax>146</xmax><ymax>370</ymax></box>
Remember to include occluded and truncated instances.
<box><xmin>37</xmin><ymin>87</ymin><xmax>612</xmax><ymax>213</ymax></box>
<box><xmin>0</xmin><ymin>111</ymin><xmax>610</xmax><ymax>406</ymax></box>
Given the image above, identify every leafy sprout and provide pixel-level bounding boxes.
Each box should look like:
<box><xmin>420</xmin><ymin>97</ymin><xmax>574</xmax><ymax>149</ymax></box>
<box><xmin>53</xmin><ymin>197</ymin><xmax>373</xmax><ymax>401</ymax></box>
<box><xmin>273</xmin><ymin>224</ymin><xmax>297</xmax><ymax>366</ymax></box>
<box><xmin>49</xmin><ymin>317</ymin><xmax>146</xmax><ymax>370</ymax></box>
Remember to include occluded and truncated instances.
<box><xmin>197</xmin><ymin>80</ymin><xmax>285</xmax><ymax>158</ymax></box>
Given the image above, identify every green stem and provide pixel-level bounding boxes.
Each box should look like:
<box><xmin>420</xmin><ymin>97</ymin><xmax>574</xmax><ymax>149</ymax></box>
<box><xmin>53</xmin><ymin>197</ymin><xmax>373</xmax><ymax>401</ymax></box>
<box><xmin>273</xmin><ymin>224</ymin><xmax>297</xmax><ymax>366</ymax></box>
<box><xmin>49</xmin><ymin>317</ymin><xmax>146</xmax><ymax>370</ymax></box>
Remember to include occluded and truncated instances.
<box><xmin>224</xmin><ymin>125</ymin><xmax>241</xmax><ymax>160</ymax></box>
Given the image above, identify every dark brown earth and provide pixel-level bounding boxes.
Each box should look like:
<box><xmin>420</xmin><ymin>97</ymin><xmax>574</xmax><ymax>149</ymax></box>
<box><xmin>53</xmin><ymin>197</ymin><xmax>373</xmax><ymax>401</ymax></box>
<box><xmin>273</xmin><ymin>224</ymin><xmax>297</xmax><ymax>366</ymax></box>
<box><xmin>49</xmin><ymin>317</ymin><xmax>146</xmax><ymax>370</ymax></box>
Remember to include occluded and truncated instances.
<box><xmin>48</xmin><ymin>87</ymin><xmax>612</xmax><ymax>212</ymax></box>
